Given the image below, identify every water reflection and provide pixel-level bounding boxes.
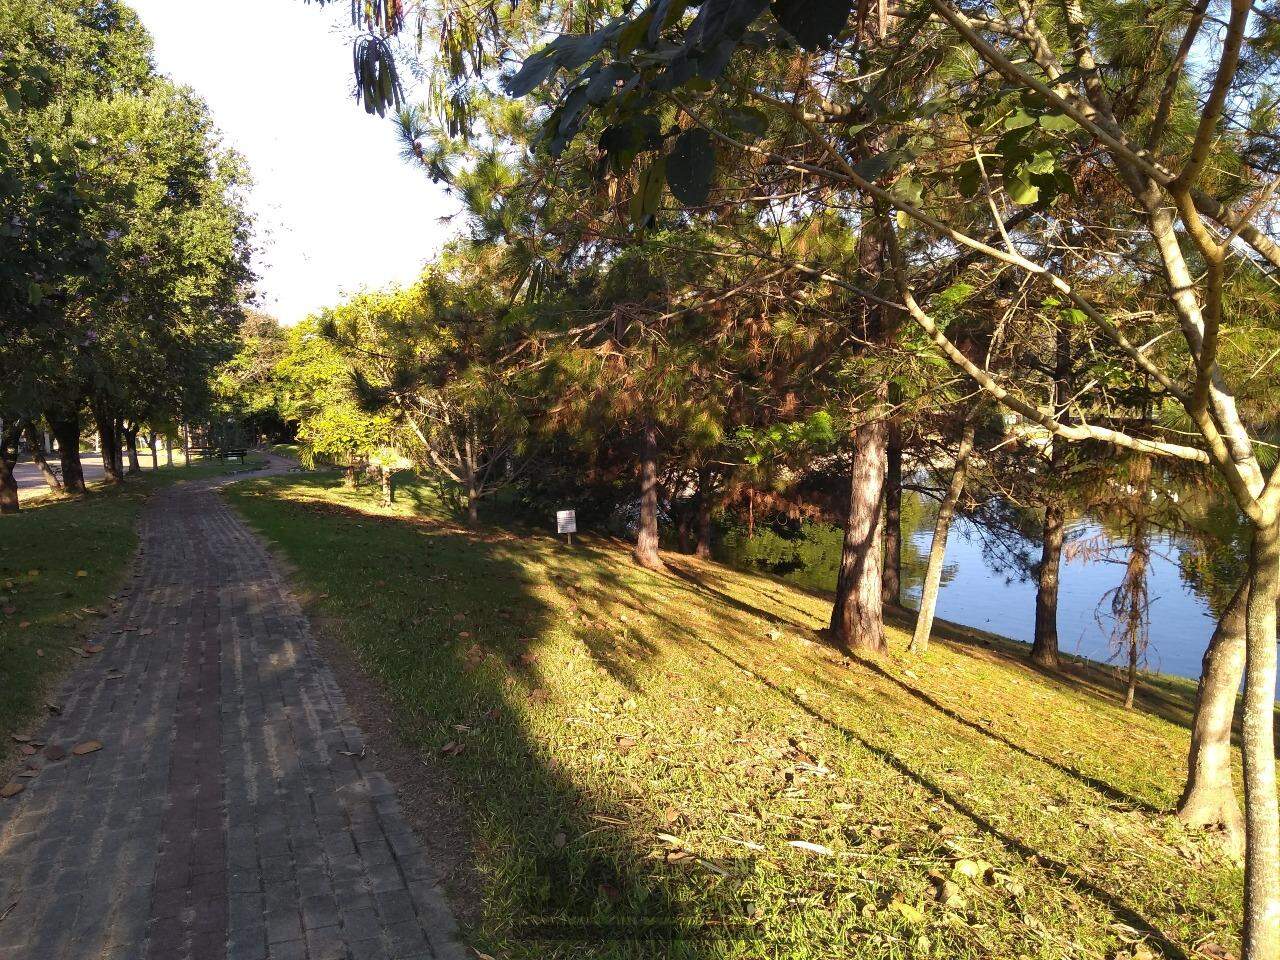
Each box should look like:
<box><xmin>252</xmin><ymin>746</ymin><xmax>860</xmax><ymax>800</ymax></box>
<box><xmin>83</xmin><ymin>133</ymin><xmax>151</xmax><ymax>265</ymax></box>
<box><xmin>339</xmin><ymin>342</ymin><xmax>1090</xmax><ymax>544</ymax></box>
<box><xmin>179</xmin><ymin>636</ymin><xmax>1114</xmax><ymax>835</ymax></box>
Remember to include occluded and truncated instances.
<box><xmin>718</xmin><ymin>489</ymin><xmax>1223</xmax><ymax>683</ymax></box>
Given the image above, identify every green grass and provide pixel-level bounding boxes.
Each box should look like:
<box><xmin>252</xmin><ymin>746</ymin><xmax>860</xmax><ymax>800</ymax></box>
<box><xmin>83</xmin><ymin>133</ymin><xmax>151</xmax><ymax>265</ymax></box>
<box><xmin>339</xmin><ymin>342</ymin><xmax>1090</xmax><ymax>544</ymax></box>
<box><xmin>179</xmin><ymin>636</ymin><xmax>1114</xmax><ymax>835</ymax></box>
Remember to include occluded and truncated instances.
<box><xmin>267</xmin><ymin>443</ymin><xmax>303</xmax><ymax>461</ymax></box>
<box><xmin>0</xmin><ymin>456</ymin><xmax>266</xmax><ymax>753</ymax></box>
<box><xmin>226</xmin><ymin>472</ymin><xmax>1243</xmax><ymax>960</ymax></box>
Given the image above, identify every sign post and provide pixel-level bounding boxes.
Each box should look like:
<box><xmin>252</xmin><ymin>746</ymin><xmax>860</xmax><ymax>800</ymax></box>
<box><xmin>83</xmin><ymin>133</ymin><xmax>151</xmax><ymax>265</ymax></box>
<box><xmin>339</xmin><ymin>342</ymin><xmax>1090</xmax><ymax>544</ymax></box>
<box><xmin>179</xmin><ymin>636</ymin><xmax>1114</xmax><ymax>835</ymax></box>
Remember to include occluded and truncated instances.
<box><xmin>556</xmin><ymin>509</ymin><xmax>577</xmax><ymax>546</ymax></box>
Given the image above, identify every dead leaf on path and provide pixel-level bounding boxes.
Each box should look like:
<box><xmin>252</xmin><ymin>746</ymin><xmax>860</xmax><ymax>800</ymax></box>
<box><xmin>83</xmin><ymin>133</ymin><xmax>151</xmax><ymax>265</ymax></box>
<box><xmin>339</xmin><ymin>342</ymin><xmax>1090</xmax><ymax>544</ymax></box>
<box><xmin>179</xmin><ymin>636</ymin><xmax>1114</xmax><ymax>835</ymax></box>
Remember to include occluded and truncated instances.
<box><xmin>19</xmin><ymin>745</ymin><xmax>35</xmax><ymax>757</ymax></box>
<box><xmin>72</xmin><ymin>740</ymin><xmax>102</xmax><ymax>756</ymax></box>
<box><xmin>10</xmin><ymin>734</ymin><xmax>31</xmax><ymax>744</ymax></box>
<box><xmin>84</xmin><ymin>644</ymin><xmax>104</xmax><ymax>655</ymax></box>
<box><xmin>787</xmin><ymin>840</ymin><xmax>833</xmax><ymax>856</ymax></box>
<box><xmin>615</xmin><ymin>736</ymin><xmax>637</xmax><ymax>753</ymax></box>
<box><xmin>0</xmin><ymin>783</ymin><xmax>23</xmax><ymax>799</ymax></box>
<box><xmin>44</xmin><ymin>745</ymin><xmax>65</xmax><ymax>762</ymax></box>
<box><xmin>1197</xmin><ymin>945</ymin><xmax>1235</xmax><ymax>960</ymax></box>
<box><xmin>46</xmin><ymin>703</ymin><xmax>61</xmax><ymax>714</ymax></box>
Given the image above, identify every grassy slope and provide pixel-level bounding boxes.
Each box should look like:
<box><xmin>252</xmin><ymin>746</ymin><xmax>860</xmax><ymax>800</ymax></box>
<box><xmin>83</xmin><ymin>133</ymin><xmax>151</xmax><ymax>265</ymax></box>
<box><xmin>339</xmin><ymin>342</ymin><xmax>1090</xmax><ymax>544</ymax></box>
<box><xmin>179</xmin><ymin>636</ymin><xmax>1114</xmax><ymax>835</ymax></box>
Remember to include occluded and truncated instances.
<box><xmin>0</xmin><ymin>457</ymin><xmax>266</xmax><ymax>755</ymax></box>
<box><xmin>227</xmin><ymin>473</ymin><xmax>1243</xmax><ymax>960</ymax></box>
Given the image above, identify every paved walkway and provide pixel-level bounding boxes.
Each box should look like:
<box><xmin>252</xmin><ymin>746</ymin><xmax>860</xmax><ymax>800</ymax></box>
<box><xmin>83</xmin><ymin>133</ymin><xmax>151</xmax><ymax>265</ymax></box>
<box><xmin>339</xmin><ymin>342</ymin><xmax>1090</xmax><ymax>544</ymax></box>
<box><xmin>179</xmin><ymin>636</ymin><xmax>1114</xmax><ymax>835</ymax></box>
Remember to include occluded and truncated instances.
<box><xmin>0</xmin><ymin>458</ymin><xmax>465</xmax><ymax>960</ymax></box>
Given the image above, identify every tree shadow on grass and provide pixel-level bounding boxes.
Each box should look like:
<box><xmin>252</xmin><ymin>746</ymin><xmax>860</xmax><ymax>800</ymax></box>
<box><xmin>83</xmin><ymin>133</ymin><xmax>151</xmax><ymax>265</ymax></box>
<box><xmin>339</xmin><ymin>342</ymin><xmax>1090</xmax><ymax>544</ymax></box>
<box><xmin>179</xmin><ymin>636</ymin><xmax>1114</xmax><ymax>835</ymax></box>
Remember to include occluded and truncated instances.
<box><xmin>683</xmin><ymin>630</ymin><xmax>1194</xmax><ymax>960</ymax></box>
<box><xmin>229</xmin><ymin>478</ymin><xmax>759</xmax><ymax>959</ymax></box>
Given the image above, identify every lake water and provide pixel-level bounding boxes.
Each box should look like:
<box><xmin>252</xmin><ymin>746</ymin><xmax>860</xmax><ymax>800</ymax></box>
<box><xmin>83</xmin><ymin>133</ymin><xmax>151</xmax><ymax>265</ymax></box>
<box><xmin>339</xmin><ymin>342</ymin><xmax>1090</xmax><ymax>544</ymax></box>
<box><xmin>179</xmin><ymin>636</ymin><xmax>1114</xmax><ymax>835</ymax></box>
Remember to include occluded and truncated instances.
<box><xmin>718</xmin><ymin>500</ymin><xmax>1222</xmax><ymax>684</ymax></box>
<box><xmin>902</xmin><ymin>515</ymin><xmax>1214</xmax><ymax>681</ymax></box>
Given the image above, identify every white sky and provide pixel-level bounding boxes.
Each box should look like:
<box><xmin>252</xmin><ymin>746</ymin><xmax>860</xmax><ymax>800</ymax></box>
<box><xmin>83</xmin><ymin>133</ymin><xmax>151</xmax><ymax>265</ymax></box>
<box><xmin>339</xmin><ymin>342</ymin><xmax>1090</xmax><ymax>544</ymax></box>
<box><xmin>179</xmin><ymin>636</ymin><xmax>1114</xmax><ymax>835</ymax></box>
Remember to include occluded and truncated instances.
<box><xmin>129</xmin><ymin>0</ymin><xmax>459</xmax><ymax>325</ymax></box>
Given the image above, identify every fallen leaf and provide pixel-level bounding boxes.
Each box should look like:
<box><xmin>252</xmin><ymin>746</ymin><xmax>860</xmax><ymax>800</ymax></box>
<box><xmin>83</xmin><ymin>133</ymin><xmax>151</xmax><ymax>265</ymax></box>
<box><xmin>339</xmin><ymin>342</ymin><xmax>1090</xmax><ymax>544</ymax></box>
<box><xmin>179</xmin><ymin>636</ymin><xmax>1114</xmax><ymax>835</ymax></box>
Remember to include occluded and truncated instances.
<box><xmin>10</xmin><ymin>734</ymin><xmax>31</xmax><ymax>744</ymax></box>
<box><xmin>787</xmin><ymin>840</ymin><xmax>833</xmax><ymax>856</ymax></box>
<box><xmin>84</xmin><ymin>644</ymin><xmax>104</xmax><ymax>654</ymax></box>
<box><xmin>72</xmin><ymin>740</ymin><xmax>103</xmax><ymax>756</ymax></box>
<box><xmin>19</xmin><ymin>745</ymin><xmax>35</xmax><ymax>757</ymax></box>
<box><xmin>44</xmin><ymin>745</ymin><xmax>65</xmax><ymax>762</ymax></box>
<box><xmin>890</xmin><ymin>901</ymin><xmax>925</xmax><ymax>924</ymax></box>
<box><xmin>615</xmin><ymin>735</ymin><xmax>637</xmax><ymax>753</ymax></box>
<box><xmin>18</xmin><ymin>621</ymin><xmax>30</xmax><ymax>629</ymax></box>
<box><xmin>75</xmin><ymin>570</ymin><xmax>87</xmax><ymax>578</ymax></box>
<box><xmin>0</xmin><ymin>782</ymin><xmax>23</xmax><ymax>798</ymax></box>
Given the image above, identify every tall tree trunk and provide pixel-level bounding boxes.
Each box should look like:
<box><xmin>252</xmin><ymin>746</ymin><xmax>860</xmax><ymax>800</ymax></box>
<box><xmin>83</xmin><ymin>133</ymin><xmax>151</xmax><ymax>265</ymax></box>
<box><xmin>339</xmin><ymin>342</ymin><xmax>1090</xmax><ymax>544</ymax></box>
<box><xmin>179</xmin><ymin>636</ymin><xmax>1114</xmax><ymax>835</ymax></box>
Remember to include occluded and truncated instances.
<box><xmin>182</xmin><ymin>424</ymin><xmax>191</xmax><ymax>466</ymax></box>
<box><xmin>123</xmin><ymin>424</ymin><xmax>141</xmax><ymax>474</ymax></box>
<box><xmin>166</xmin><ymin>434</ymin><xmax>174</xmax><ymax>467</ymax></box>
<box><xmin>1178</xmin><ymin>578</ymin><xmax>1248</xmax><ymax>854</ymax></box>
<box><xmin>381</xmin><ymin>467</ymin><xmax>394</xmax><ymax>506</ymax></box>
<box><xmin>93</xmin><ymin>404</ymin><xmax>123</xmax><ymax>485</ymax></box>
<box><xmin>695</xmin><ymin>467</ymin><xmax>713</xmax><ymax>558</ymax></box>
<box><xmin>909</xmin><ymin>418</ymin><xmax>974</xmax><ymax>653</ymax></box>
<box><xmin>23</xmin><ymin>424</ymin><xmax>62</xmax><ymax>492</ymax></box>
<box><xmin>882</xmin><ymin>415</ymin><xmax>902</xmax><ymax>605</ymax></box>
<box><xmin>1177</xmin><ymin>578</ymin><xmax>1249</xmax><ymax>855</ymax></box>
<box><xmin>1032</xmin><ymin>324</ymin><xmax>1071</xmax><ymax>669</ymax></box>
<box><xmin>1241</xmin><ymin>521</ymin><xmax>1280</xmax><ymax>960</ymax></box>
<box><xmin>49</xmin><ymin>413</ymin><xmax>86</xmax><ymax>495</ymax></box>
<box><xmin>634</xmin><ymin>420</ymin><xmax>664</xmax><ymax>571</ymax></box>
<box><xmin>830</xmin><ymin>402</ymin><xmax>889</xmax><ymax>653</ymax></box>
<box><xmin>149</xmin><ymin>432</ymin><xmax>158</xmax><ymax>471</ymax></box>
<box><xmin>1031</xmin><ymin>504</ymin><xmax>1064</xmax><ymax>668</ymax></box>
<box><xmin>0</xmin><ymin>423</ymin><xmax>20</xmax><ymax>514</ymax></box>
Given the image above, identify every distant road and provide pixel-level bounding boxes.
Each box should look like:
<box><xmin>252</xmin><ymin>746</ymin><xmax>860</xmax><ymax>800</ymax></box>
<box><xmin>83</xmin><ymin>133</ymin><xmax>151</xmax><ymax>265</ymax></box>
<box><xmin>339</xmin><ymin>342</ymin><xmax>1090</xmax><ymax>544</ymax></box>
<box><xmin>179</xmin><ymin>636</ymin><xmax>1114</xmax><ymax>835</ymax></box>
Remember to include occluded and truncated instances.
<box><xmin>14</xmin><ymin>451</ymin><xmax>181</xmax><ymax>499</ymax></box>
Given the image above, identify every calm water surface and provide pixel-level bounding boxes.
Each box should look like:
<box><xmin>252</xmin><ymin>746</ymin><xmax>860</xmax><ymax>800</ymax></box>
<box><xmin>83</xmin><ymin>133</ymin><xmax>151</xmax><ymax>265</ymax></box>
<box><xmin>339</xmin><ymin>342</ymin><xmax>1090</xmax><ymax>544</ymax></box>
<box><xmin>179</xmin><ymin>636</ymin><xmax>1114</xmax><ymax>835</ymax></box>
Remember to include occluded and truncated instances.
<box><xmin>720</xmin><ymin>497</ymin><xmax>1224</xmax><ymax>684</ymax></box>
<box><xmin>903</xmin><ymin>515</ymin><xmax>1213</xmax><ymax>681</ymax></box>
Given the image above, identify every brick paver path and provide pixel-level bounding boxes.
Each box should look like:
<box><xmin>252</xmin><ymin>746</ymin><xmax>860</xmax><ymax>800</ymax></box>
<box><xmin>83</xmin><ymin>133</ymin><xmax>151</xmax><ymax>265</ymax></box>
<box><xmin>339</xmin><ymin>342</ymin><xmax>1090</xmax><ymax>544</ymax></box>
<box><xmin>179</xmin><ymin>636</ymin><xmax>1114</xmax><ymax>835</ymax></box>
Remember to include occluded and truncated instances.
<box><xmin>0</xmin><ymin>459</ymin><xmax>466</xmax><ymax>960</ymax></box>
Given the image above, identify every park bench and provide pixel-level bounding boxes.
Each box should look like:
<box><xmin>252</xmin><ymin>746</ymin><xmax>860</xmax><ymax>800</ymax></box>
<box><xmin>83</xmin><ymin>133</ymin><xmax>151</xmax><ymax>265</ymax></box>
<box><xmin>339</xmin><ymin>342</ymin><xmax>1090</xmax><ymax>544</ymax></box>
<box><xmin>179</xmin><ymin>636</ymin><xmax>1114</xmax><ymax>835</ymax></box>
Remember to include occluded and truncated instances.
<box><xmin>219</xmin><ymin>448</ymin><xmax>248</xmax><ymax>462</ymax></box>
<box><xmin>189</xmin><ymin>446</ymin><xmax>214</xmax><ymax>460</ymax></box>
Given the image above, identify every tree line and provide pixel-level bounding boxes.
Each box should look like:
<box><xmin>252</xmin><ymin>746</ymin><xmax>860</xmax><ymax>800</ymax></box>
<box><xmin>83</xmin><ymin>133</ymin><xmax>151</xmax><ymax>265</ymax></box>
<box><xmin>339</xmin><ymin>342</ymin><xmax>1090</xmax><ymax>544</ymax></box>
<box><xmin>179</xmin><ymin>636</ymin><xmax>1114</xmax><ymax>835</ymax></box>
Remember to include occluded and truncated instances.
<box><xmin>0</xmin><ymin>0</ymin><xmax>253</xmax><ymax>511</ymax></box>
<box><xmin>282</xmin><ymin>1</ymin><xmax>1280</xmax><ymax>954</ymax></box>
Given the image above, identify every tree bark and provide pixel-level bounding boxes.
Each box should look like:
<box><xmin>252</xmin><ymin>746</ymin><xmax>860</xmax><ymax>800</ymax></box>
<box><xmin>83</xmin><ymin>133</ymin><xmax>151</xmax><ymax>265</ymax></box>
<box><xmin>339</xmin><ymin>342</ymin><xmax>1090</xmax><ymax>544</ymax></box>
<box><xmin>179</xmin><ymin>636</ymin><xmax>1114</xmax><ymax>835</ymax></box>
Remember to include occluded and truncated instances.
<box><xmin>166</xmin><ymin>434</ymin><xmax>174</xmax><ymax>467</ymax></box>
<box><xmin>93</xmin><ymin>404</ymin><xmax>123</xmax><ymax>485</ymax></box>
<box><xmin>830</xmin><ymin>200</ymin><xmax>892</xmax><ymax>654</ymax></box>
<box><xmin>149</xmin><ymin>432</ymin><xmax>158</xmax><ymax>471</ymax></box>
<box><xmin>634</xmin><ymin>420</ymin><xmax>664</xmax><ymax>570</ymax></box>
<box><xmin>381</xmin><ymin>467</ymin><xmax>394</xmax><ymax>506</ymax></box>
<box><xmin>830</xmin><ymin>401</ymin><xmax>889</xmax><ymax>653</ymax></box>
<box><xmin>1031</xmin><ymin>504</ymin><xmax>1064</xmax><ymax>668</ymax></box>
<box><xmin>182</xmin><ymin>424</ymin><xmax>191</xmax><ymax>466</ymax></box>
<box><xmin>695</xmin><ymin>467</ymin><xmax>713</xmax><ymax>558</ymax></box>
<box><xmin>0</xmin><ymin>423</ymin><xmax>20</xmax><ymax>514</ymax></box>
<box><xmin>24</xmin><ymin>423</ymin><xmax>62</xmax><ymax>492</ymax></box>
<box><xmin>123</xmin><ymin>424</ymin><xmax>141</xmax><ymax>474</ymax></box>
<box><xmin>49</xmin><ymin>413</ymin><xmax>86</xmax><ymax>495</ymax></box>
<box><xmin>909</xmin><ymin>419</ymin><xmax>974</xmax><ymax>653</ymax></box>
<box><xmin>1177</xmin><ymin>578</ymin><xmax>1247</xmax><ymax>854</ymax></box>
<box><xmin>882</xmin><ymin>415</ymin><xmax>902</xmax><ymax>605</ymax></box>
<box><xmin>1240</xmin><ymin>521</ymin><xmax>1280</xmax><ymax>960</ymax></box>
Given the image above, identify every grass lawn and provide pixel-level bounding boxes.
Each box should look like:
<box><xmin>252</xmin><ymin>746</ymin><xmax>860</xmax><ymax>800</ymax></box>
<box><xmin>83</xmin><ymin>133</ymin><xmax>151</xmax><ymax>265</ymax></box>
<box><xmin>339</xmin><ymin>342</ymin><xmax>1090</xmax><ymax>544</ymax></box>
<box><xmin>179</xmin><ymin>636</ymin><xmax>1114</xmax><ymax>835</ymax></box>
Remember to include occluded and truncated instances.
<box><xmin>0</xmin><ymin>456</ymin><xmax>267</xmax><ymax>759</ymax></box>
<box><xmin>226</xmin><ymin>471</ymin><xmax>1244</xmax><ymax>960</ymax></box>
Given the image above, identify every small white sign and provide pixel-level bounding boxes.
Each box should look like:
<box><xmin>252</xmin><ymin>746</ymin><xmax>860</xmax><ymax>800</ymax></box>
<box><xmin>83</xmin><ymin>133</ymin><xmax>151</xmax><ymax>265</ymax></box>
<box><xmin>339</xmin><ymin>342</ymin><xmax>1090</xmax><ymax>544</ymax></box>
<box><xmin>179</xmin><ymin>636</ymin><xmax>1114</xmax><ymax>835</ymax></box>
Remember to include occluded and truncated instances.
<box><xmin>556</xmin><ymin>509</ymin><xmax>577</xmax><ymax>534</ymax></box>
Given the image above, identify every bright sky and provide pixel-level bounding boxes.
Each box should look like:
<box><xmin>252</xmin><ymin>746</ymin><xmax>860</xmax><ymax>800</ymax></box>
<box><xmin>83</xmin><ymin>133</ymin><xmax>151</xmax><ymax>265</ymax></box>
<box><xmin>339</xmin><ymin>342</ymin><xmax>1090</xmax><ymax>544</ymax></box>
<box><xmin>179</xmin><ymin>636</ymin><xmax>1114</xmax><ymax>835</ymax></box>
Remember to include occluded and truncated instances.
<box><xmin>129</xmin><ymin>0</ymin><xmax>459</xmax><ymax>325</ymax></box>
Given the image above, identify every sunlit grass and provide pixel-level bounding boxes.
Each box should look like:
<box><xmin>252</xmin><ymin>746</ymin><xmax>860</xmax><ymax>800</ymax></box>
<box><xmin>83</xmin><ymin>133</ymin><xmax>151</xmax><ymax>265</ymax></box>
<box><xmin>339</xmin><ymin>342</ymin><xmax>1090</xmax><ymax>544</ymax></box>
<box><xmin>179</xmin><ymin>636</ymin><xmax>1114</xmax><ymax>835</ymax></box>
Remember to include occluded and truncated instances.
<box><xmin>227</xmin><ymin>471</ymin><xmax>1243</xmax><ymax>960</ymax></box>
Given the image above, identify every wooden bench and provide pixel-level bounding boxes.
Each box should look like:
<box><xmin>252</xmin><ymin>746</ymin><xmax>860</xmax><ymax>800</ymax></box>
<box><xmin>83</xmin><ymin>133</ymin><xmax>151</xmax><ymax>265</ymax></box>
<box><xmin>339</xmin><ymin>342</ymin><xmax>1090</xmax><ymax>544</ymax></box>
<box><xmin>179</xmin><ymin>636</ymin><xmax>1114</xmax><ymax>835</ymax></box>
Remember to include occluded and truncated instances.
<box><xmin>218</xmin><ymin>448</ymin><xmax>248</xmax><ymax>462</ymax></box>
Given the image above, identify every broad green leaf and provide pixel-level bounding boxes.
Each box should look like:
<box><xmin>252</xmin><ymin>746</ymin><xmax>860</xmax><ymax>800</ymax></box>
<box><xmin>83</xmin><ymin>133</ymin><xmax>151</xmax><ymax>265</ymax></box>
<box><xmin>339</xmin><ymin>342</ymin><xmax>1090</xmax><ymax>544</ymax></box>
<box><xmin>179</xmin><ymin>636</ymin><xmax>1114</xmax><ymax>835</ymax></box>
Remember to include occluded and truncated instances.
<box><xmin>1003</xmin><ymin>107</ymin><xmax>1036</xmax><ymax>131</ymax></box>
<box><xmin>666</xmin><ymin>128</ymin><xmax>716</xmax><ymax>205</ymax></box>
<box><xmin>771</xmin><ymin>0</ymin><xmax>854</xmax><ymax>51</ymax></box>
<box><xmin>1038</xmin><ymin>112</ymin><xmax>1077</xmax><ymax>132</ymax></box>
